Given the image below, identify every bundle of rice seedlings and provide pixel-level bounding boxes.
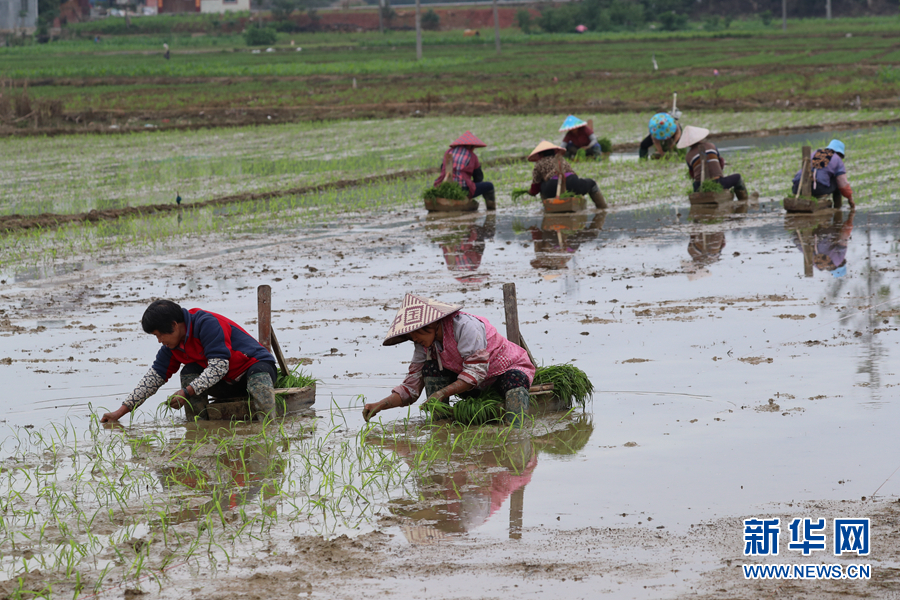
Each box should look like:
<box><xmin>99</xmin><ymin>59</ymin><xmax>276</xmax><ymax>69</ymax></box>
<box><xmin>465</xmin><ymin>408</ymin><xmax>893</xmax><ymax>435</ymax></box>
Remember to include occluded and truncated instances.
<box><xmin>598</xmin><ymin>137</ymin><xmax>613</xmax><ymax>153</ymax></box>
<box><xmin>560</xmin><ymin>190</ymin><xmax>582</xmax><ymax>199</ymax></box>
<box><xmin>533</xmin><ymin>364</ymin><xmax>593</xmax><ymax>408</ymax></box>
<box><xmin>452</xmin><ymin>391</ymin><xmax>504</xmax><ymax>426</ymax></box>
<box><xmin>420</xmin><ymin>396</ymin><xmax>454</xmax><ymax>421</ymax></box>
<box><xmin>510</xmin><ymin>187</ymin><xmax>531</xmax><ymax>204</ymax></box>
<box><xmin>698</xmin><ymin>179</ymin><xmax>725</xmax><ymax>193</ymax></box>
<box><xmin>423</xmin><ymin>181</ymin><xmax>468</xmax><ymax>201</ymax></box>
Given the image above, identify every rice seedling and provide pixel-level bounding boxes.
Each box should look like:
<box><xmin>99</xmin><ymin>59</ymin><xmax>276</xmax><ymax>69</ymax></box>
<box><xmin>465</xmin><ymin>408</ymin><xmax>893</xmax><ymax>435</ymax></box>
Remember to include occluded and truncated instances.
<box><xmin>698</xmin><ymin>179</ymin><xmax>726</xmax><ymax>193</ymax></box>
<box><xmin>533</xmin><ymin>364</ymin><xmax>594</xmax><ymax>409</ymax></box>
<box><xmin>422</xmin><ymin>181</ymin><xmax>468</xmax><ymax>201</ymax></box>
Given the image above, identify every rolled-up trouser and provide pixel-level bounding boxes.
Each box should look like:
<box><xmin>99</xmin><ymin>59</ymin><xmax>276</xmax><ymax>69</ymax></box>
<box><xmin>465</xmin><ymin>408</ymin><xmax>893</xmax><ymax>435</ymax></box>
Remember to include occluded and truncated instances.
<box><xmin>540</xmin><ymin>175</ymin><xmax>598</xmax><ymax>200</ymax></box>
<box><xmin>181</xmin><ymin>361</ymin><xmax>278</xmax><ymax>419</ymax></box>
<box><xmin>470</xmin><ymin>181</ymin><xmax>494</xmax><ymax>200</ymax></box>
<box><xmin>638</xmin><ymin>134</ymin><xmax>654</xmax><ymax>159</ymax></box>
<box><xmin>693</xmin><ymin>173</ymin><xmax>744</xmax><ymax>192</ymax></box>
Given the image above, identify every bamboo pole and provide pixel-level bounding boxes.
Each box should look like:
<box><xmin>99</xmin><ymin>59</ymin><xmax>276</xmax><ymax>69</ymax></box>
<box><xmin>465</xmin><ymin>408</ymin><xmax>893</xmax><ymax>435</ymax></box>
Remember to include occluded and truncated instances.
<box><xmin>492</xmin><ymin>0</ymin><xmax>501</xmax><ymax>55</ymax></box>
<box><xmin>415</xmin><ymin>0</ymin><xmax>422</xmax><ymax>60</ymax></box>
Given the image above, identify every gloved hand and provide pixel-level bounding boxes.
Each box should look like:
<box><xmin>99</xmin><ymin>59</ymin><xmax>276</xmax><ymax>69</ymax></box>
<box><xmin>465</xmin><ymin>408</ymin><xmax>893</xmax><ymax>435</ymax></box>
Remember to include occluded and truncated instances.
<box><xmin>839</xmin><ymin>185</ymin><xmax>854</xmax><ymax>208</ymax></box>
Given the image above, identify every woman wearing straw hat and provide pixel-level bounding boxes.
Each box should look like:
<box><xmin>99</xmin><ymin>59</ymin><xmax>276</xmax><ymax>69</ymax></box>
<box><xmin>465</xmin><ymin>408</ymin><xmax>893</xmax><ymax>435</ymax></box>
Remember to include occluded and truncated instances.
<box><xmin>677</xmin><ymin>125</ymin><xmax>749</xmax><ymax>200</ymax></box>
<box><xmin>639</xmin><ymin>112</ymin><xmax>682</xmax><ymax>160</ymax></box>
<box><xmin>434</xmin><ymin>131</ymin><xmax>497</xmax><ymax>210</ymax></box>
<box><xmin>362</xmin><ymin>294</ymin><xmax>534</xmax><ymax>426</ymax></box>
<box><xmin>790</xmin><ymin>139</ymin><xmax>855</xmax><ymax>209</ymax></box>
<box><xmin>525</xmin><ymin>141</ymin><xmax>608</xmax><ymax>209</ymax></box>
<box><xmin>559</xmin><ymin>115</ymin><xmax>602</xmax><ymax>159</ymax></box>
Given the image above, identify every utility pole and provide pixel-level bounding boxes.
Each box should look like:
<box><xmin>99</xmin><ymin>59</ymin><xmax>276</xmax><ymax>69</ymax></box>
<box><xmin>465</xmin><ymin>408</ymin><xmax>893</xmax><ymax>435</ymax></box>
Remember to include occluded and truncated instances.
<box><xmin>782</xmin><ymin>0</ymin><xmax>787</xmax><ymax>30</ymax></box>
<box><xmin>826</xmin><ymin>0</ymin><xmax>832</xmax><ymax>19</ymax></box>
<box><xmin>415</xmin><ymin>0</ymin><xmax>422</xmax><ymax>60</ymax></box>
<box><xmin>378</xmin><ymin>0</ymin><xmax>384</xmax><ymax>33</ymax></box>
<box><xmin>492</xmin><ymin>0</ymin><xmax>501</xmax><ymax>55</ymax></box>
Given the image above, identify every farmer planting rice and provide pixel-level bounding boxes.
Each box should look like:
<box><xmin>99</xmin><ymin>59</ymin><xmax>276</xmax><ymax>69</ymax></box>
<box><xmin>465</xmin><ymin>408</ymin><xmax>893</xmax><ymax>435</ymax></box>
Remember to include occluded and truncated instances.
<box><xmin>791</xmin><ymin>139</ymin><xmax>856</xmax><ymax>209</ymax></box>
<box><xmin>639</xmin><ymin>111</ymin><xmax>683</xmax><ymax>160</ymax></box>
<box><xmin>559</xmin><ymin>115</ymin><xmax>603</xmax><ymax>160</ymax></box>
<box><xmin>433</xmin><ymin>131</ymin><xmax>496</xmax><ymax>210</ymax></box>
<box><xmin>524</xmin><ymin>141</ymin><xmax>608</xmax><ymax>208</ymax></box>
<box><xmin>678</xmin><ymin>125</ymin><xmax>750</xmax><ymax>200</ymax></box>
<box><xmin>100</xmin><ymin>300</ymin><xmax>278</xmax><ymax>423</ymax></box>
<box><xmin>362</xmin><ymin>294</ymin><xmax>534</xmax><ymax>425</ymax></box>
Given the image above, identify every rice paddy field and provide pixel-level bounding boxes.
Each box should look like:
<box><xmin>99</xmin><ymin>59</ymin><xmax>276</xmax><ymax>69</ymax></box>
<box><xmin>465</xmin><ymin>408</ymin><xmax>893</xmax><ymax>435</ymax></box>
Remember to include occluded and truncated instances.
<box><xmin>4</xmin><ymin>15</ymin><xmax>900</xmax><ymax>598</ymax></box>
<box><xmin>2</xmin><ymin>14</ymin><xmax>900</xmax><ymax>129</ymax></box>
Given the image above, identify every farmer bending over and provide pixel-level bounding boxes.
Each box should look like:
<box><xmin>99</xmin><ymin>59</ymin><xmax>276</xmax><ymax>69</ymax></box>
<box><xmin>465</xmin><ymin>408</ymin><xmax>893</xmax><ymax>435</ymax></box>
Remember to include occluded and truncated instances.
<box><xmin>677</xmin><ymin>125</ymin><xmax>749</xmax><ymax>200</ymax></box>
<box><xmin>526</xmin><ymin>140</ymin><xmax>607</xmax><ymax>208</ymax></box>
<box><xmin>434</xmin><ymin>131</ymin><xmax>496</xmax><ymax>210</ymax></box>
<box><xmin>559</xmin><ymin>115</ymin><xmax>603</xmax><ymax>160</ymax></box>
<box><xmin>363</xmin><ymin>294</ymin><xmax>535</xmax><ymax>426</ymax></box>
<box><xmin>791</xmin><ymin>139</ymin><xmax>855</xmax><ymax>209</ymax></box>
<box><xmin>100</xmin><ymin>299</ymin><xmax>278</xmax><ymax>423</ymax></box>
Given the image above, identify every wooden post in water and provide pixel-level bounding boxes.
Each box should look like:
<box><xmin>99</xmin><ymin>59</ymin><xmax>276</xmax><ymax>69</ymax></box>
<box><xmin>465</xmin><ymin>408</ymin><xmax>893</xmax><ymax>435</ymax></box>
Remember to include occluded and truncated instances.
<box><xmin>503</xmin><ymin>282</ymin><xmax>537</xmax><ymax>367</ymax></box>
<box><xmin>502</xmin><ymin>283</ymin><xmax>521</xmax><ymax>351</ymax></box>
<box><xmin>509</xmin><ymin>487</ymin><xmax>524</xmax><ymax>539</ymax></box>
<box><xmin>258</xmin><ymin>285</ymin><xmax>272</xmax><ymax>352</ymax></box>
<box><xmin>800</xmin><ymin>146</ymin><xmax>812</xmax><ymax>197</ymax></box>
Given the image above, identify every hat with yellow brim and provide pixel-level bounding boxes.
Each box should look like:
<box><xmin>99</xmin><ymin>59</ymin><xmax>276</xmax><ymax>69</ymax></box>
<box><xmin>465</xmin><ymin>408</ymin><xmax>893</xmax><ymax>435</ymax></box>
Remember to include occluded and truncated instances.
<box><xmin>528</xmin><ymin>140</ymin><xmax>565</xmax><ymax>162</ymax></box>
<box><xmin>383</xmin><ymin>293</ymin><xmax>463</xmax><ymax>346</ymax></box>
<box><xmin>676</xmin><ymin>126</ymin><xmax>710</xmax><ymax>149</ymax></box>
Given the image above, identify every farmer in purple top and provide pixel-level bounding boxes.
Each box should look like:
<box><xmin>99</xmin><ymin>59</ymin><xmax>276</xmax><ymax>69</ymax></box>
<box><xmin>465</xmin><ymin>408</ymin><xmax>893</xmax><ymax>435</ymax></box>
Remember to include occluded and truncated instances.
<box><xmin>791</xmin><ymin>139</ymin><xmax>855</xmax><ymax>209</ymax></box>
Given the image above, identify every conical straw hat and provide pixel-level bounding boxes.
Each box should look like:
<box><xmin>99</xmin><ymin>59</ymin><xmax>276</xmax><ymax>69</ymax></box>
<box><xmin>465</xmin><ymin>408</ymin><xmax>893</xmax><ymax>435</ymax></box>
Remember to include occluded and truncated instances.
<box><xmin>383</xmin><ymin>294</ymin><xmax>463</xmax><ymax>346</ymax></box>
<box><xmin>449</xmin><ymin>131</ymin><xmax>487</xmax><ymax>148</ymax></box>
<box><xmin>528</xmin><ymin>140</ymin><xmax>565</xmax><ymax>162</ymax></box>
<box><xmin>559</xmin><ymin>115</ymin><xmax>587</xmax><ymax>132</ymax></box>
<box><xmin>676</xmin><ymin>125</ymin><xmax>710</xmax><ymax>149</ymax></box>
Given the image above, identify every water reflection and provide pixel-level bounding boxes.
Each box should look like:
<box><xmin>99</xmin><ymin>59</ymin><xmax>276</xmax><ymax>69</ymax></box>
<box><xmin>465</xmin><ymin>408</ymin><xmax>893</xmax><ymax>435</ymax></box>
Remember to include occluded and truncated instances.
<box><xmin>786</xmin><ymin>210</ymin><xmax>854</xmax><ymax>278</ymax></box>
<box><xmin>426</xmin><ymin>213</ymin><xmax>496</xmax><ymax>282</ymax></box>
<box><xmin>147</xmin><ymin>424</ymin><xmax>290</xmax><ymax>524</ymax></box>
<box><xmin>378</xmin><ymin>415</ymin><xmax>593</xmax><ymax>540</ymax></box>
<box><xmin>530</xmin><ymin>213</ymin><xmax>606</xmax><ymax>270</ymax></box>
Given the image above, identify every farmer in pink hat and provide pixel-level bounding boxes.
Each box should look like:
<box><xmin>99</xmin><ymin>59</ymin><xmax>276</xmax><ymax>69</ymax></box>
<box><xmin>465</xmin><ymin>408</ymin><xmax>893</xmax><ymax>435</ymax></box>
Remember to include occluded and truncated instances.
<box><xmin>363</xmin><ymin>294</ymin><xmax>535</xmax><ymax>426</ymax></box>
<box><xmin>434</xmin><ymin>131</ymin><xmax>496</xmax><ymax>210</ymax></box>
<box><xmin>525</xmin><ymin>141</ymin><xmax>607</xmax><ymax>208</ymax></box>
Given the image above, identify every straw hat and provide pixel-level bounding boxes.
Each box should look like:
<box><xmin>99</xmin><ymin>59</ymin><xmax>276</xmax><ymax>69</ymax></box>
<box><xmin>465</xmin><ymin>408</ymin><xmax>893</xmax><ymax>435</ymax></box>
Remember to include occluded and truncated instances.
<box><xmin>676</xmin><ymin>126</ymin><xmax>710</xmax><ymax>149</ymax></box>
<box><xmin>383</xmin><ymin>293</ymin><xmax>462</xmax><ymax>346</ymax></box>
<box><xmin>528</xmin><ymin>140</ymin><xmax>565</xmax><ymax>162</ymax></box>
<box><xmin>449</xmin><ymin>131</ymin><xmax>487</xmax><ymax>148</ymax></box>
<box><xmin>559</xmin><ymin>115</ymin><xmax>587</xmax><ymax>132</ymax></box>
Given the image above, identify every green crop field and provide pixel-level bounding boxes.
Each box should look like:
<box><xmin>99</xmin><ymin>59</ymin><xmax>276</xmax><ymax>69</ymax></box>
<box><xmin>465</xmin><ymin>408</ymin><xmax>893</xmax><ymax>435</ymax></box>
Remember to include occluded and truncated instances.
<box><xmin>2</xmin><ymin>15</ymin><xmax>900</xmax><ymax>124</ymax></box>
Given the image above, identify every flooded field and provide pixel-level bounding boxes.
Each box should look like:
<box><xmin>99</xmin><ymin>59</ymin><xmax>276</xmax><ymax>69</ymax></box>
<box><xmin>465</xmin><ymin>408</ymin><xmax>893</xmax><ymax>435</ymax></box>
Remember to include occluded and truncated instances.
<box><xmin>2</xmin><ymin>183</ymin><xmax>900</xmax><ymax>597</ymax></box>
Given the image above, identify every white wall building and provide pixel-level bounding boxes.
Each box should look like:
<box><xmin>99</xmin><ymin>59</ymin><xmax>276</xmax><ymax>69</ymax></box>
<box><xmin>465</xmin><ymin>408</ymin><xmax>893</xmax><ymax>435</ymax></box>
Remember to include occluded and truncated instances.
<box><xmin>0</xmin><ymin>0</ymin><xmax>38</xmax><ymax>33</ymax></box>
<box><xmin>200</xmin><ymin>0</ymin><xmax>250</xmax><ymax>13</ymax></box>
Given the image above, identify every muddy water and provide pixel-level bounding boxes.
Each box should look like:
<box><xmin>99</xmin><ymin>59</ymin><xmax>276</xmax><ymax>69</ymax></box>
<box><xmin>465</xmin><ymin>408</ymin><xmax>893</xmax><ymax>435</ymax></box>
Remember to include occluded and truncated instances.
<box><xmin>2</xmin><ymin>198</ymin><xmax>900</xmax><ymax>596</ymax></box>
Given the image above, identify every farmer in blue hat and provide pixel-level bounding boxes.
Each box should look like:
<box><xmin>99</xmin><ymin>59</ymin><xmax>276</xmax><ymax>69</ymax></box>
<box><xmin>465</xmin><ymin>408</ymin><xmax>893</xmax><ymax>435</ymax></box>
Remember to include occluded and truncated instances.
<box><xmin>791</xmin><ymin>139</ymin><xmax>855</xmax><ymax>209</ymax></box>
<box><xmin>639</xmin><ymin>112</ymin><xmax>682</xmax><ymax>160</ymax></box>
<box><xmin>559</xmin><ymin>115</ymin><xmax>603</xmax><ymax>159</ymax></box>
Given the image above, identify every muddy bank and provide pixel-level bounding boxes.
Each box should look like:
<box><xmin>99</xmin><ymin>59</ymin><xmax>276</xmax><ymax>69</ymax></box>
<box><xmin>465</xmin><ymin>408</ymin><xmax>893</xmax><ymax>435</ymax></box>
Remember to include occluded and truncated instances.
<box><xmin>2</xmin><ymin>104</ymin><xmax>898</xmax><ymax>140</ymax></box>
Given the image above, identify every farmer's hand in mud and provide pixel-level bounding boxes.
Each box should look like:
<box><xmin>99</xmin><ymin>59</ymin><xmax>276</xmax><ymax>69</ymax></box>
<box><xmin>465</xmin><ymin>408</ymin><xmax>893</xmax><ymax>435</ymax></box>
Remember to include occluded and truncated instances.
<box><xmin>100</xmin><ymin>405</ymin><xmax>130</xmax><ymax>423</ymax></box>
<box><xmin>167</xmin><ymin>389</ymin><xmax>190</xmax><ymax>409</ymax></box>
<box><xmin>363</xmin><ymin>393</ymin><xmax>402</xmax><ymax>422</ymax></box>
